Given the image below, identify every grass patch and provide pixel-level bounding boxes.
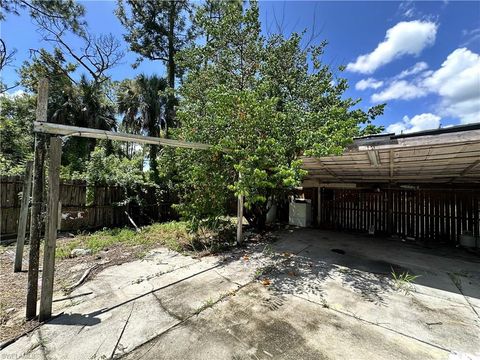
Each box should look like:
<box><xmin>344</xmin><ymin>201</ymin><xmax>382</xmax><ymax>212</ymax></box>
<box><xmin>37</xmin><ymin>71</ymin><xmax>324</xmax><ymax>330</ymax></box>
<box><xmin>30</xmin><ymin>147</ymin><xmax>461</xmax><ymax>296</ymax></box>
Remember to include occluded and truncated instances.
<box><xmin>56</xmin><ymin>221</ymin><xmax>193</xmax><ymax>259</ymax></box>
<box><xmin>55</xmin><ymin>220</ymin><xmax>236</xmax><ymax>259</ymax></box>
<box><xmin>391</xmin><ymin>268</ymin><xmax>420</xmax><ymax>295</ymax></box>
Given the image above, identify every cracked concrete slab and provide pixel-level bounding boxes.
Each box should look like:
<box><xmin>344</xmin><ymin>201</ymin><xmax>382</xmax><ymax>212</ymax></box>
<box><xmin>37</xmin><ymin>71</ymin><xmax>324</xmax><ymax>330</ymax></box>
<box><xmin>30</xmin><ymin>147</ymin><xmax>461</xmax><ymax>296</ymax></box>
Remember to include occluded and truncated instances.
<box><xmin>124</xmin><ymin>284</ymin><xmax>448</xmax><ymax>360</ymax></box>
<box><xmin>2</xmin><ymin>229</ymin><xmax>479</xmax><ymax>360</ymax></box>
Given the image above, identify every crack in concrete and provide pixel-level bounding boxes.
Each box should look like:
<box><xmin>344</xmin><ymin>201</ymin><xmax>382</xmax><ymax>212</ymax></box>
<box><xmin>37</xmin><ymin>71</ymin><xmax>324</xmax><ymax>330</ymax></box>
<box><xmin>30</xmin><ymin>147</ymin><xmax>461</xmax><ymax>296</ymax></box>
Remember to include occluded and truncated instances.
<box><xmin>117</xmin><ymin>278</ymin><xmax>255</xmax><ymax>359</ymax></box>
<box><xmin>448</xmin><ymin>273</ymin><xmax>480</xmax><ymax>320</ymax></box>
<box><xmin>291</xmin><ymin>293</ymin><xmax>452</xmax><ymax>354</ymax></box>
<box><xmin>294</xmin><ymin>244</ymin><xmax>312</xmax><ymax>255</ymax></box>
<box><xmin>151</xmin><ymin>291</ymin><xmax>184</xmax><ymax>322</ymax></box>
<box><xmin>213</xmin><ymin>269</ymin><xmax>243</xmax><ymax>286</ymax></box>
<box><xmin>132</xmin><ymin>259</ymin><xmax>201</xmax><ymax>285</ymax></box>
<box><xmin>110</xmin><ymin>301</ymin><xmax>136</xmax><ymax>360</ymax></box>
<box><xmin>37</xmin><ymin>328</ymin><xmax>49</xmax><ymax>360</ymax></box>
<box><xmin>76</xmin><ymin>324</ymin><xmax>87</xmax><ymax>335</ymax></box>
<box><xmin>91</xmin><ymin>337</ymin><xmax>107</xmax><ymax>360</ymax></box>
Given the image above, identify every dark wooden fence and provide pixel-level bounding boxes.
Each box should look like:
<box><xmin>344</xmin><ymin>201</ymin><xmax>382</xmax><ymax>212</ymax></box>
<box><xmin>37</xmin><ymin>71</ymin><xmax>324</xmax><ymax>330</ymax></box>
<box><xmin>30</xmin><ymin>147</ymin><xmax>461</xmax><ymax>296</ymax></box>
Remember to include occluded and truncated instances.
<box><xmin>0</xmin><ymin>176</ymin><xmax>173</xmax><ymax>239</ymax></box>
<box><xmin>318</xmin><ymin>188</ymin><xmax>480</xmax><ymax>244</ymax></box>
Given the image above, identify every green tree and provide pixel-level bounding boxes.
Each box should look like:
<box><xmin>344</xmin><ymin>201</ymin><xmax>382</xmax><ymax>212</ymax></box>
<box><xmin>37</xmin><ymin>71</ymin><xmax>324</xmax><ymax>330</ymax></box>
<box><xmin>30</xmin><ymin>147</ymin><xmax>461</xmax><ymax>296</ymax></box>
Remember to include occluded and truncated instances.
<box><xmin>0</xmin><ymin>0</ymin><xmax>85</xmax><ymax>29</ymax></box>
<box><xmin>117</xmin><ymin>74</ymin><xmax>168</xmax><ymax>183</ymax></box>
<box><xmin>173</xmin><ymin>1</ymin><xmax>385</xmax><ymax>230</ymax></box>
<box><xmin>116</xmin><ymin>0</ymin><xmax>194</xmax><ymax>133</ymax></box>
<box><xmin>79</xmin><ymin>147</ymin><xmax>156</xmax><ymax>218</ymax></box>
<box><xmin>0</xmin><ymin>92</ymin><xmax>36</xmax><ymax>174</ymax></box>
<box><xmin>19</xmin><ymin>52</ymin><xmax>118</xmax><ymax>175</ymax></box>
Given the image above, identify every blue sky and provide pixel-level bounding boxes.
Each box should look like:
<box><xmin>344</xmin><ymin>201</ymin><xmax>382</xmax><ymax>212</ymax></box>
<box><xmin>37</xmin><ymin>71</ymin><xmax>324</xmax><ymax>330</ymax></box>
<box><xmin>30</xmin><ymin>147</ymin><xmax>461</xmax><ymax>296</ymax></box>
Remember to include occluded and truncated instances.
<box><xmin>2</xmin><ymin>0</ymin><xmax>479</xmax><ymax>133</ymax></box>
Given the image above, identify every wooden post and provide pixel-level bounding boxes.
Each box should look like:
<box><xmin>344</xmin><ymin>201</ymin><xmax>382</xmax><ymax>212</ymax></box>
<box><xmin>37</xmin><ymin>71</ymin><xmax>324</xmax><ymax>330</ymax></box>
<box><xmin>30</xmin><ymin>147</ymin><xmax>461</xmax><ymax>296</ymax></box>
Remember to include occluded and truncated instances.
<box><xmin>39</xmin><ymin>137</ymin><xmax>62</xmax><ymax>322</ymax></box>
<box><xmin>236</xmin><ymin>173</ymin><xmax>243</xmax><ymax>244</ymax></box>
<box><xmin>317</xmin><ymin>187</ymin><xmax>322</xmax><ymax>226</ymax></box>
<box><xmin>14</xmin><ymin>161</ymin><xmax>33</xmax><ymax>272</ymax></box>
<box><xmin>26</xmin><ymin>78</ymin><xmax>49</xmax><ymax>320</ymax></box>
<box><xmin>237</xmin><ymin>193</ymin><xmax>243</xmax><ymax>244</ymax></box>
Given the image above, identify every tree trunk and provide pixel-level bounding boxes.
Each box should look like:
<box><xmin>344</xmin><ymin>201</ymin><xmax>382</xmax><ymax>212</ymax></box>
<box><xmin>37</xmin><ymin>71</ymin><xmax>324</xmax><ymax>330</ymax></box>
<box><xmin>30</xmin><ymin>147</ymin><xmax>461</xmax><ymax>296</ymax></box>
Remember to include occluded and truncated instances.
<box><xmin>165</xmin><ymin>0</ymin><xmax>176</xmax><ymax>136</ymax></box>
<box><xmin>149</xmin><ymin>144</ymin><xmax>159</xmax><ymax>184</ymax></box>
<box><xmin>245</xmin><ymin>203</ymin><xmax>268</xmax><ymax>231</ymax></box>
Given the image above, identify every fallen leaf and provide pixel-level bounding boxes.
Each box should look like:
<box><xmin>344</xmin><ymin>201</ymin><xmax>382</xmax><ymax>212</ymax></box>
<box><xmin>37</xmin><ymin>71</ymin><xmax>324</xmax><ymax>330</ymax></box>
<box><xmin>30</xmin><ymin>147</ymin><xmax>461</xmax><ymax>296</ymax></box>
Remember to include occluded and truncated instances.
<box><xmin>261</xmin><ymin>278</ymin><xmax>271</xmax><ymax>286</ymax></box>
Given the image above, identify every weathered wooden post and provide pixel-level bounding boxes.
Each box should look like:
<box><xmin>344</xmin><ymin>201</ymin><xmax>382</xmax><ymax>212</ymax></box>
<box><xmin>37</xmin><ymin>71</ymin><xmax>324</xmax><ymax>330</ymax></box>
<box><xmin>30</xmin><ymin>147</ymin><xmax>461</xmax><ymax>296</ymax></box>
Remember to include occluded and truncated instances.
<box><xmin>26</xmin><ymin>78</ymin><xmax>48</xmax><ymax>320</ymax></box>
<box><xmin>236</xmin><ymin>173</ymin><xmax>243</xmax><ymax>244</ymax></box>
<box><xmin>39</xmin><ymin>137</ymin><xmax>62</xmax><ymax>321</ymax></box>
<box><xmin>14</xmin><ymin>160</ymin><xmax>33</xmax><ymax>272</ymax></box>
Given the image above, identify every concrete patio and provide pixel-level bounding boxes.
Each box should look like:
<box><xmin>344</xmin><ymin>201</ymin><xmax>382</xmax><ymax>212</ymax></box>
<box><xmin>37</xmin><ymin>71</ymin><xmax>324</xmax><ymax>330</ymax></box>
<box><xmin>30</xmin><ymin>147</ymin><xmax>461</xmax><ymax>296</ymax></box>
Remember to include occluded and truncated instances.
<box><xmin>1</xmin><ymin>229</ymin><xmax>479</xmax><ymax>359</ymax></box>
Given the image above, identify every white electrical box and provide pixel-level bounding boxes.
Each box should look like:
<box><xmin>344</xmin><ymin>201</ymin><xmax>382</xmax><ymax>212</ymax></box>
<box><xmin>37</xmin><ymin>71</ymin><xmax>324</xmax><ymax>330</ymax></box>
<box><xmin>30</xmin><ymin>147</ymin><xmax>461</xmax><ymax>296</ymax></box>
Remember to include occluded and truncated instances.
<box><xmin>289</xmin><ymin>201</ymin><xmax>312</xmax><ymax>227</ymax></box>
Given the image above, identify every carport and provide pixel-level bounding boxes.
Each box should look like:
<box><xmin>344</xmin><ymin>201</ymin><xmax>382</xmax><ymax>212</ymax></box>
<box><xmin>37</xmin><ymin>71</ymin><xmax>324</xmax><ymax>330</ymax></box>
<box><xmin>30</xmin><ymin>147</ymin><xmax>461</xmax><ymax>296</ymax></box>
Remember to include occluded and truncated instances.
<box><xmin>299</xmin><ymin>124</ymin><xmax>480</xmax><ymax>246</ymax></box>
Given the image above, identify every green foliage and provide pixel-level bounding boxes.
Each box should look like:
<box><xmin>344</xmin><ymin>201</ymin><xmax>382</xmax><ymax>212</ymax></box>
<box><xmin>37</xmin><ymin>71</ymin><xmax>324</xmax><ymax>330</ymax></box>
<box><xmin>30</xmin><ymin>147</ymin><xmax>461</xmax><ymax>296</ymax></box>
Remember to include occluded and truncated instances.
<box><xmin>391</xmin><ymin>269</ymin><xmax>420</xmax><ymax>295</ymax></box>
<box><xmin>55</xmin><ymin>220</ymin><xmax>233</xmax><ymax>259</ymax></box>
<box><xmin>0</xmin><ymin>0</ymin><xmax>85</xmax><ymax>31</ymax></box>
<box><xmin>116</xmin><ymin>0</ymin><xmax>195</xmax><ymax>132</ymax></box>
<box><xmin>116</xmin><ymin>0</ymin><xmax>194</xmax><ymax>73</ymax></box>
<box><xmin>55</xmin><ymin>221</ymin><xmax>192</xmax><ymax>259</ymax></box>
<box><xmin>172</xmin><ymin>1</ymin><xmax>385</xmax><ymax>230</ymax></box>
<box><xmin>0</xmin><ymin>92</ymin><xmax>35</xmax><ymax>175</ymax></box>
<box><xmin>19</xmin><ymin>47</ymin><xmax>119</xmax><ymax>175</ymax></box>
<box><xmin>60</xmin><ymin>146</ymin><xmax>155</xmax><ymax>210</ymax></box>
<box><xmin>117</xmin><ymin>74</ymin><xmax>168</xmax><ymax>183</ymax></box>
<box><xmin>82</xmin><ymin>147</ymin><xmax>147</xmax><ymax>187</ymax></box>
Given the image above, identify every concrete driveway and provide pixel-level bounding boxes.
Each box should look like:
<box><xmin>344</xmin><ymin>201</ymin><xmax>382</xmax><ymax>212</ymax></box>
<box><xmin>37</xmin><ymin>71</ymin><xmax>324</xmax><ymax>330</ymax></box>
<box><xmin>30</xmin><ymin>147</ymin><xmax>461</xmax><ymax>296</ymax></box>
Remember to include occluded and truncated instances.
<box><xmin>1</xmin><ymin>229</ymin><xmax>479</xmax><ymax>359</ymax></box>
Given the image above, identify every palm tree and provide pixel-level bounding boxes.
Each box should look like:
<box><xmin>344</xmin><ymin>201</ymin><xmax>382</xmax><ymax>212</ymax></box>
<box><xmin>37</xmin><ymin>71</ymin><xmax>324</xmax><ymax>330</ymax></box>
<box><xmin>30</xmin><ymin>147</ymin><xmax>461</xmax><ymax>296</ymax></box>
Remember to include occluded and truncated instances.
<box><xmin>50</xmin><ymin>76</ymin><xmax>117</xmax><ymax>173</ymax></box>
<box><xmin>52</xmin><ymin>75</ymin><xmax>116</xmax><ymax>131</ymax></box>
<box><xmin>117</xmin><ymin>74</ymin><xmax>168</xmax><ymax>183</ymax></box>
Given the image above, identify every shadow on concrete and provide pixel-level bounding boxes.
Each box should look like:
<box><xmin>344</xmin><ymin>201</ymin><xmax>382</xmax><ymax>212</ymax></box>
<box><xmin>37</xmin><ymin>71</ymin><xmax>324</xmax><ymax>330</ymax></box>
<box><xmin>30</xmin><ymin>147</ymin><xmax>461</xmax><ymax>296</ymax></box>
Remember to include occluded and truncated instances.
<box><xmin>261</xmin><ymin>251</ymin><xmax>396</xmax><ymax>305</ymax></box>
<box><xmin>263</xmin><ymin>228</ymin><xmax>480</xmax><ymax>303</ymax></box>
<box><xmin>48</xmin><ymin>312</ymin><xmax>102</xmax><ymax>326</ymax></box>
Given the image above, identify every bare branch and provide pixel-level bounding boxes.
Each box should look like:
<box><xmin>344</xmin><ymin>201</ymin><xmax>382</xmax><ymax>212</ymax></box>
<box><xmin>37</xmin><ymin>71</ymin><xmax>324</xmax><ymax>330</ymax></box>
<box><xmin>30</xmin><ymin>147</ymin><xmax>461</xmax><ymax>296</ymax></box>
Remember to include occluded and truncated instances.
<box><xmin>303</xmin><ymin>4</ymin><xmax>325</xmax><ymax>50</ymax></box>
<box><xmin>19</xmin><ymin>0</ymin><xmax>69</xmax><ymax>20</ymax></box>
<box><xmin>0</xmin><ymin>38</ymin><xmax>17</xmax><ymax>71</ymax></box>
<box><xmin>28</xmin><ymin>48</ymin><xmax>78</xmax><ymax>85</ymax></box>
<box><xmin>30</xmin><ymin>8</ymin><xmax>124</xmax><ymax>86</ymax></box>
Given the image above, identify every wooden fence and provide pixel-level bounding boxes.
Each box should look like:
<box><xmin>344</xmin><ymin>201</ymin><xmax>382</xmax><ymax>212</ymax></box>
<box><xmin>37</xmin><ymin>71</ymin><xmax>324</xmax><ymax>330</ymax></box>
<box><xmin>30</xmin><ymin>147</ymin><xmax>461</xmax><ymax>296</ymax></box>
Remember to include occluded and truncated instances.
<box><xmin>0</xmin><ymin>176</ymin><xmax>173</xmax><ymax>239</ymax></box>
<box><xmin>318</xmin><ymin>188</ymin><xmax>480</xmax><ymax>244</ymax></box>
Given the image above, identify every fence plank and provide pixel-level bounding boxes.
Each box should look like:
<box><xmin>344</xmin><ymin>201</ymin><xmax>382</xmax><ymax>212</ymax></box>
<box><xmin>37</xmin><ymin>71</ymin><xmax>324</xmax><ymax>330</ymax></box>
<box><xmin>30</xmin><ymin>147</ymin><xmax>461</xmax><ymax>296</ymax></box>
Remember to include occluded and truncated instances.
<box><xmin>317</xmin><ymin>187</ymin><xmax>479</xmax><ymax>245</ymax></box>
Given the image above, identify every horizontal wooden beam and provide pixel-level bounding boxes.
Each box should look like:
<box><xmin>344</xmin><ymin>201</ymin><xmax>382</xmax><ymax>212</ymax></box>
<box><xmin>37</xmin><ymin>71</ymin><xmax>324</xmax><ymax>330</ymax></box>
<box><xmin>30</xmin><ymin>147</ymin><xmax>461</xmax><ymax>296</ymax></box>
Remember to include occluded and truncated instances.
<box><xmin>358</xmin><ymin>130</ymin><xmax>480</xmax><ymax>151</ymax></box>
<box><xmin>34</xmin><ymin>122</ymin><xmax>215</xmax><ymax>151</ymax></box>
<box><xmin>305</xmin><ymin>174</ymin><xmax>480</xmax><ymax>180</ymax></box>
<box><xmin>460</xmin><ymin>159</ymin><xmax>480</xmax><ymax>176</ymax></box>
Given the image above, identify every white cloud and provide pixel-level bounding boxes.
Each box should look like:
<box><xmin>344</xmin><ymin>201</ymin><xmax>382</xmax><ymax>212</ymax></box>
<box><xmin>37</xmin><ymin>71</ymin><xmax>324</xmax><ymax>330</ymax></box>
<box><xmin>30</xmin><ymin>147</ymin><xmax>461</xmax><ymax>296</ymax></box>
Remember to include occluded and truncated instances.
<box><xmin>386</xmin><ymin>113</ymin><xmax>441</xmax><ymax>134</ymax></box>
<box><xmin>355</xmin><ymin>78</ymin><xmax>384</xmax><ymax>90</ymax></box>
<box><xmin>423</xmin><ymin>48</ymin><xmax>480</xmax><ymax>124</ymax></box>
<box><xmin>346</xmin><ymin>21</ymin><xmax>438</xmax><ymax>74</ymax></box>
<box><xmin>398</xmin><ymin>1</ymin><xmax>417</xmax><ymax>18</ymax></box>
<box><xmin>371</xmin><ymin>80</ymin><xmax>427</xmax><ymax>102</ymax></box>
<box><xmin>461</xmin><ymin>28</ymin><xmax>480</xmax><ymax>47</ymax></box>
<box><xmin>371</xmin><ymin>48</ymin><xmax>480</xmax><ymax>124</ymax></box>
<box><xmin>395</xmin><ymin>61</ymin><xmax>429</xmax><ymax>79</ymax></box>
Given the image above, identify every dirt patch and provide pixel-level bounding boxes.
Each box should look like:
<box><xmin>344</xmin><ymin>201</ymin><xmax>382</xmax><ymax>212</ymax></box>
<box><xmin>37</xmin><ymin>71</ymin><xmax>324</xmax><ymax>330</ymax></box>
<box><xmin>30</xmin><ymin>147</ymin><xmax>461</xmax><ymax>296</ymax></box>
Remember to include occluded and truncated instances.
<box><xmin>0</xmin><ymin>227</ymin><xmax>275</xmax><ymax>345</ymax></box>
<box><xmin>0</xmin><ymin>236</ymin><xmax>167</xmax><ymax>344</ymax></box>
